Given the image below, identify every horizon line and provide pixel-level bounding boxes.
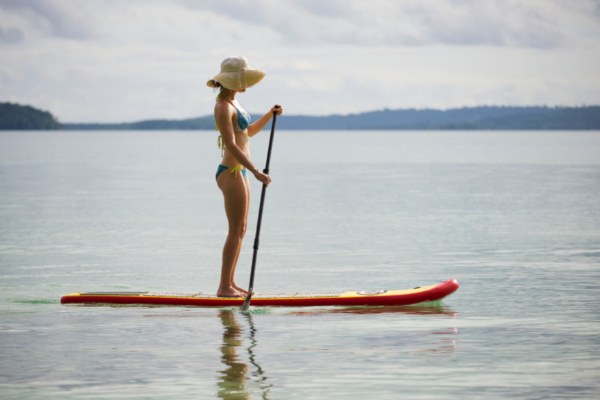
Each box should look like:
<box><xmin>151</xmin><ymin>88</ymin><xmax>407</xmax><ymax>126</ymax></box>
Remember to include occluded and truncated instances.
<box><xmin>60</xmin><ymin>104</ymin><xmax>598</xmax><ymax>125</ymax></box>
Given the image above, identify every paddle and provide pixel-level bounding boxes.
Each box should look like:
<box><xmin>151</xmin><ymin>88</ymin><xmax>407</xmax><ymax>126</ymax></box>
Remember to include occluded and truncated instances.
<box><xmin>241</xmin><ymin>106</ymin><xmax>279</xmax><ymax>311</ymax></box>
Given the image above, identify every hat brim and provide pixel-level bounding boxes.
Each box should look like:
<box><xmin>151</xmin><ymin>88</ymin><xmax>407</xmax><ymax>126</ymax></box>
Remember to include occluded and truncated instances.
<box><xmin>207</xmin><ymin>68</ymin><xmax>266</xmax><ymax>90</ymax></box>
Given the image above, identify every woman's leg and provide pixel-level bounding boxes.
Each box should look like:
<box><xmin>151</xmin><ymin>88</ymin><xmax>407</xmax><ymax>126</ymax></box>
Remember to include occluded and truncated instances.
<box><xmin>231</xmin><ymin>174</ymin><xmax>252</xmax><ymax>294</ymax></box>
<box><xmin>217</xmin><ymin>171</ymin><xmax>249</xmax><ymax>297</ymax></box>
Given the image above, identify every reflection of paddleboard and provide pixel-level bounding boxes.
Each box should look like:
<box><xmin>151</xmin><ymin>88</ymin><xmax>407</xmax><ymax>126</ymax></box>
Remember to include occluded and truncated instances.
<box><xmin>61</xmin><ymin>279</ymin><xmax>459</xmax><ymax>307</ymax></box>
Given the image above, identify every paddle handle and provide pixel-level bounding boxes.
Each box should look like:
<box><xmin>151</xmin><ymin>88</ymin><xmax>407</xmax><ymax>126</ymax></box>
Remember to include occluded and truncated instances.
<box><xmin>241</xmin><ymin>107</ymin><xmax>279</xmax><ymax>311</ymax></box>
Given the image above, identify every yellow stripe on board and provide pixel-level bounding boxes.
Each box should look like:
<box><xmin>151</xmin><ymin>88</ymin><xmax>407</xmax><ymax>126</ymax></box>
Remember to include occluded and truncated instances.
<box><xmin>64</xmin><ymin>284</ymin><xmax>438</xmax><ymax>301</ymax></box>
<box><xmin>341</xmin><ymin>283</ymin><xmax>437</xmax><ymax>298</ymax></box>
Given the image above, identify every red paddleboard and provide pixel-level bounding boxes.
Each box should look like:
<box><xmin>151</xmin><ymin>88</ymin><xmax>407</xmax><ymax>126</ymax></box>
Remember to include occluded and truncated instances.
<box><xmin>61</xmin><ymin>279</ymin><xmax>459</xmax><ymax>307</ymax></box>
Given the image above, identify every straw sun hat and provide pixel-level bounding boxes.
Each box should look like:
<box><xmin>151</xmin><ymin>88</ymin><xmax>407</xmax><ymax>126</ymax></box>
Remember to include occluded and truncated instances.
<box><xmin>207</xmin><ymin>56</ymin><xmax>266</xmax><ymax>91</ymax></box>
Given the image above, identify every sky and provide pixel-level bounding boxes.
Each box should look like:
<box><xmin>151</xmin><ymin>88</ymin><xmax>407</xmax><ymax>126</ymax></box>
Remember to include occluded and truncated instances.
<box><xmin>1</xmin><ymin>0</ymin><xmax>600</xmax><ymax>123</ymax></box>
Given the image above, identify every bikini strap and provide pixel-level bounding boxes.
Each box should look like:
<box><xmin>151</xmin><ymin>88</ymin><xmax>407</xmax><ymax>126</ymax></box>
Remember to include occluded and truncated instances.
<box><xmin>217</xmin><ymin>135</ymin><xmax>224</xmax><ymax>157</ymax></box>
<box><xmin>215</xmin><ymin>92</ymin><xmax>221</xmax><ymax>131</ymax></box>
<box><xmin>215</xmin><ymin>94</ymin><xmax>231</xmax><ymax>157</ymax></box>
<box><xmin>223</xmin><ymin>96</ymin><xmax>249</xmax><ymax>118</ymax></box>
<box><xmin>221</xmin><ymin>95</ymin><xmax>237</xmax><ymax>110</ymax></box>
<box><xmin>230</xmin><ymin>165</ymin><xmax>243</xmax><ymax>177</ymax></box>
<box><xmin>215</xmin><ymin>95</ymin><xmax>241</xmax><ymax>158</ymax></box>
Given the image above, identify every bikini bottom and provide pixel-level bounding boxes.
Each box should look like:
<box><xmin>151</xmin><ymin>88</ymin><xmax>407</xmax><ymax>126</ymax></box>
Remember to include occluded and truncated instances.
<box><xmin>216</xmin><ymin>164</ymin><xmax>247</xmax><ymax>181</ymax></box>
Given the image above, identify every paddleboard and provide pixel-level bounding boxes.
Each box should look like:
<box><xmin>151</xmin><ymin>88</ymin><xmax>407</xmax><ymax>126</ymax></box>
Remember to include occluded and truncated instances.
<box><xmin>60</xmin><ymin>279</ymin><xmax>459</xmax><ymax>307</ymax></box>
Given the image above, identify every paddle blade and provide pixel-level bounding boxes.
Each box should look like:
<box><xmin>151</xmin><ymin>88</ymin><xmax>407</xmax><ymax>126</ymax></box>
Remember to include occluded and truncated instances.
<box><xmin>240</xmin><ymin>294</ymin><xmax>252</xmax><ymax>311</ymax></box>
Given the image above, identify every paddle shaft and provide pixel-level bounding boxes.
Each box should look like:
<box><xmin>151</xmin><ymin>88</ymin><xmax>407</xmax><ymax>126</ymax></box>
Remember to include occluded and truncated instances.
<box><xmin>241</xmin><ymin>109</ymin><xmax>278</xmax><ymax>311</ymax></box>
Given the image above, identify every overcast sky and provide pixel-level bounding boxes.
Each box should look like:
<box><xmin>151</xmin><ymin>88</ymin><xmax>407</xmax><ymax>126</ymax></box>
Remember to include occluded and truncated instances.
<box><xmin>1</xmin><ymin>0</ymin><xmax>600</xmax><ymax>123</ymax></box>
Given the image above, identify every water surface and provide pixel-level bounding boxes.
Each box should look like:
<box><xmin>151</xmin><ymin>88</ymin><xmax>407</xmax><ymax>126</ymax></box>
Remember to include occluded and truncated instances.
<box><xmin>1</xmin><ymin>130</ymin><xmax>599</xmax><ymax>399</ymax></box>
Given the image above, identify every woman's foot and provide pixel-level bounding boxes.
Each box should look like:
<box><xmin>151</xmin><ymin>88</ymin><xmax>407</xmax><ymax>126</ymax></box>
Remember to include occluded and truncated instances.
<box><xmin>233</xmin><ymin>283</ymin><xmax>254</xmax><ymax>296</ymax></box>
<box><xmin>216</xmin><ymin>286</ymin><xmax>243</xmax><ymax>298</ymax></box>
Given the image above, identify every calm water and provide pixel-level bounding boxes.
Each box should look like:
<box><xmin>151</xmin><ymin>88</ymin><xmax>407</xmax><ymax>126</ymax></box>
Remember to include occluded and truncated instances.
<box><xmin>1</xmin><ymin>130</ymin><xmax>599</xmax><ymax>399</ymax></box>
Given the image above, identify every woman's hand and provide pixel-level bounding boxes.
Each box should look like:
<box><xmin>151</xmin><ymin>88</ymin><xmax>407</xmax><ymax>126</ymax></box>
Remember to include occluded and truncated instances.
<box><xmin>248</xmin><ymin>104</ymin><xmax>283</xmax><ymax>137</ymax></box>
<box><xmin>253</xmin><ymin>168</ymin><xmax>272</xmax><ymax>186</ymax></box>
<box><xmin>271</xmin><ymin>104</ymin><xmax>283</xmax><ymax>116</ymax></box>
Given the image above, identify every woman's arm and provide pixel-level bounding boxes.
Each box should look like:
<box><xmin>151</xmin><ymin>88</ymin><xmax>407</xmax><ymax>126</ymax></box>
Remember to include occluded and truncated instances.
<box><xmin>247</xmin><ymin>104</ymin><xmax>283</xmax><ymax>137</ymax></box>
<box><xmin>215</xmin><ymin>103</ymin><xmax>271</xmax><ymax>185</ymax></box>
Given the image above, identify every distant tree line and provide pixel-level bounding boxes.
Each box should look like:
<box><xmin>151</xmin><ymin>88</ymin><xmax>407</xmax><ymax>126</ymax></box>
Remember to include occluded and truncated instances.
<box><xmin>64</xmin><ymin>105</ymin><xmax>600</xmax><ymax>131</ymax></box>
<box><xmin>0</xmin><ymin>102</ymin><xmax>62</xmax><ymax>130</ymax></box>
<box><xmin>430</xmin><ymin>106</ymin><xmax>600</xmax><ymax>130</ymax></box>
<box><xmin>2</xmin><ymin>101</ymin><xmax>599</xmax><ymax>130</ymax></box>
<box><xmin>265</xmin><ymin>106</ymin><xmax>600</xmax><ymax>130</ymax></box>
<box><xmin>64</xmin><ymin>117</ymin><xmax>215</xmax><ymax>130</ymax></box>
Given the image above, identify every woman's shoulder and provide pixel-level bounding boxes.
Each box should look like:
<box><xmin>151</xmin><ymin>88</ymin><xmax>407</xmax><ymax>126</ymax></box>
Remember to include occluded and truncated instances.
<box><xmin>214</xmin><ymin>99</ymin><xmax>233</xmax><ymax>115</ymax></box>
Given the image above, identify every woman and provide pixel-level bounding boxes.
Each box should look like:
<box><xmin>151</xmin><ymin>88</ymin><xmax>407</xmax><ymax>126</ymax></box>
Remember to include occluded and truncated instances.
<box><xmin>207</xmin><ymin>56</ymin><xmax>283</xmax><ymax>298</ymax></box>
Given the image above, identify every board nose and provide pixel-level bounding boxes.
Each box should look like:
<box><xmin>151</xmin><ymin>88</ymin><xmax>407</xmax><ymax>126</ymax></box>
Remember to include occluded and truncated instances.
<box><xmin>443</xmin><ymin>279</ymin><xmax>460</xmax><ymax>293</ymax></box>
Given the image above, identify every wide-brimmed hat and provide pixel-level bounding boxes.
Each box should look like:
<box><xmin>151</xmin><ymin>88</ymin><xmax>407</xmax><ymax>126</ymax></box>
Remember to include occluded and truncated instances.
<box><xmin>207</xmin><ymin>56</ymin><xmax>266</xmax><ymax>91</ymax></box>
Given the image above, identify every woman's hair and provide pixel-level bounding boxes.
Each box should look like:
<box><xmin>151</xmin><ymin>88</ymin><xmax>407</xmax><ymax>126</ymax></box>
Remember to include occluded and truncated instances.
<box><xmin>212</xmin><ymin>81</ymin><xmax>224</xmax><ymax>93</ymax></box>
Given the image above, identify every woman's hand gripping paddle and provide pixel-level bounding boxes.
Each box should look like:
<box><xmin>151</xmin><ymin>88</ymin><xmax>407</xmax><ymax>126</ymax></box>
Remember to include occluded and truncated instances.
<box><xmin>241</xmin><ymin>106</ymin><xmax>279</xmax><ymax>312</ymax></box>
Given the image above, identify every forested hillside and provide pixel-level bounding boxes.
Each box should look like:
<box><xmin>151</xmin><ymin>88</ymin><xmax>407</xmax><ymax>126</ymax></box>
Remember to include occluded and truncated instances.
<box><xmin>0</xmin><ymin>102</ymin><xmax>62</xmax><ymax>130</ymax></box>
<box><xmin>267</xmin><ymin>106</ymin><xmax>600</xmax><ymax>130</ymax></box>
<box><xmin>64</xmin><ymin>117</ymin><xmax>215</xmax><ymax>130</ymax></box>
<box><xmin>63</xmin><ymin>106</ymin><xmax>600</xmax><ymax>131</ymax></box>
<box><xmin>3</xmin><ymin>102</ymin><xmax>598</xmax><ymax>130</ymax></box>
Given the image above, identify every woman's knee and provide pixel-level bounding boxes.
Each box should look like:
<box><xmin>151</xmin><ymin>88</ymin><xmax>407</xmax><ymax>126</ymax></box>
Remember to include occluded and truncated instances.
<box><xmin>228</xmin><ymin>223</ymin><xmax>247</xmax><ymax>239</ymax></box>
<box><xmin>239</xmin><ymin>222</ymin><xmax>247</xmax><ymax>237</ymax></box>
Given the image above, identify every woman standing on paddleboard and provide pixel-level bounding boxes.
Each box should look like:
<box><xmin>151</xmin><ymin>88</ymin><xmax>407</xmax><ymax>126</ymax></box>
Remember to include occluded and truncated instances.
<box><xmin>207</xmin><ymin>56</ymin><xmax>283</xmax><ymax>298</ymax></box>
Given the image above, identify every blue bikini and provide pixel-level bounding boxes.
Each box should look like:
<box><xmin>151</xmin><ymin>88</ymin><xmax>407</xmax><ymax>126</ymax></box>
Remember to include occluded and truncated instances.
<box><xmin>215</xmin><ymin>95</ymin><xmax>251</xmax><ymax>181</ymax></box>
<box><xmin>216</xmin><ymin>164</ymin><xmax>247</xmax><ymax>181</ymax></box>
<box><xmin>231</xmin><ymin>103</ymin><xmax>251</xmax><ymax>132</ymax></box>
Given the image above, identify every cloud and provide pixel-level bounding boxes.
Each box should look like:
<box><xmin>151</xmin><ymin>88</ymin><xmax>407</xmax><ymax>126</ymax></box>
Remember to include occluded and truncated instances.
<box><xmin>2</xmin><ymin>0</ymin><xmax>598</xmax><ymax>49</ymax></box>
<box><xmin>0</xmin><ymin>26</ymin><xmax>23</xmax><ymax>44</ymax></box>
<box><xmin>0</xmin><ymin>0</ymin><xmax>93</xmax><ymax>40</ymax></box>
<box><xmin>178</xmin><ymin>0</ymin><xmax>595</xmax><ymax>49</ymax></box>
<box><xmin>0</xmin><ymin>0</ymin><xmax>599</xmax><ymax>122</ymax></box>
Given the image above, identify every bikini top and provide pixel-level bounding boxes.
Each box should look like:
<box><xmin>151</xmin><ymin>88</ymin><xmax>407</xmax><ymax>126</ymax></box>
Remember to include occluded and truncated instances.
<box><xmin>216</xmin><ymin>94</ymin><xmax>251</xmax><ymax>157</ymax></box>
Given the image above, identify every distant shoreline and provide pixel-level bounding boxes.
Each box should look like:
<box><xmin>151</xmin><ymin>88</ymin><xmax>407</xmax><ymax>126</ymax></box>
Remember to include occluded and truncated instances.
<box><xmin>61</xmin><ymin>105</ymin><xmax>600</xmax><ymax>131</ymax></box>
<box><xmin>2</xmin><ymin>102</ymin><xmax>600</xmax><ymax>130</ymax></box>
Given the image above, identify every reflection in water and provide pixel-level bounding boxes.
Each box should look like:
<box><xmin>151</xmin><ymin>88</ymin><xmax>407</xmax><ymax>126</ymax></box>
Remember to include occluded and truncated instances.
<box><xmin>288</xmin><ymin>303</ymin><xmax>459</xmax><ymax>317</ymax></box>
<box><xmin>217</xmin><ymin>310</ymin><xmax>271</xmax><ymax>400</ymax></box>
<box><xmin>287</xmin><ymin>304</ymin><xmax>459</xmax><ymax>357</ymax></box>
<box><xmin>217</xmin><ymin>310</ymin><xmax>249</xmax><ymax>399</ymax></box>
<box><xmin>420</xmin><ymin>327</ymin><xmax>459</xmax><ymax>356</ymax></box>
<box><xmin>216</xmin><ymin>304</ymin><xmax>457</xmax><ymax>398</ymax></box>
<box><xmin>246</xmin><ymin>313</ymin><xmax>271</xmax><ymax>398</ymax></box>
